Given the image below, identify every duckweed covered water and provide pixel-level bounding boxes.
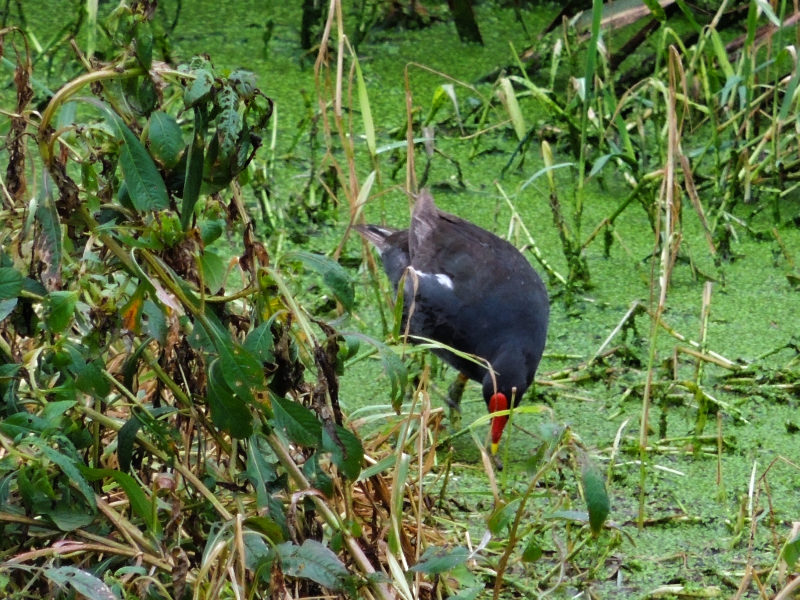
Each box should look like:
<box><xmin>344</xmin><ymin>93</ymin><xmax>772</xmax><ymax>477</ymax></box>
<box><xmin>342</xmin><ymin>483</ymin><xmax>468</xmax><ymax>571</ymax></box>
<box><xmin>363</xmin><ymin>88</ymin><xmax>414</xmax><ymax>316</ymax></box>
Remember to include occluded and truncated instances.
<box><xmin>19</xmin><ymin>0</ymin><xmax>800</xmax><ymax>595</ymax></box>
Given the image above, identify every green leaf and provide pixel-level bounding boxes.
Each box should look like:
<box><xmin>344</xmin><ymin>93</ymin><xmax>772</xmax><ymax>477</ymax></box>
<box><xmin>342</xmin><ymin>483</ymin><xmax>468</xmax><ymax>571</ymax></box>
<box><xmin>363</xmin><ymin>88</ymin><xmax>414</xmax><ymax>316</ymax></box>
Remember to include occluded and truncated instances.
<box><xmin>582</xmin><ymin>463</ymin><xmax>610</xmax><ymax>535</ymax></box>
<box><xmin>281</xmin><ymin>251</ymin><xmax>355</xmax><ymax>312</ymax></box>
<box><xmin>0</xmin><ymin>268</ymin><xmax>23</xmax><ymax>300</ymax></box>
<box><xmin>353</xmin><ymin>55</ymin><xmax>376</xmax><ymax>157</ymax></box>
<box><xmin>410</xmin><ymin>546</ymin><xmax>469</xmax><ymax>574</ymax></box>
<box><xmin>216</xmin><ymin>86</ymin><xmax>241</xmax><ymax>160</ymax></box>
<box><xmin>39</xmin><ymin>445</ymin><xmax>97</xmax><ymax>512</ymax></box>
<box><xmin>200</xmin><ymin>218</ymin><xmax>225</xmax><ymax>245</ymax></box>
<box><xmin>322</xmin><ymin>425</ymin><xmax>363</xmax><ymax>481</ymax></box>
<box><xmin>73</xmin><ymin>360</ymin><xmax>111</xmax><ymax>399</ymax></box>
<box><xmin>229</xmin><ymin>70</ymin><xmax>257</xmax><ymax>99</ymax></box>
<box><xmin>117</xmin><ymin>416</ymin><xmax>142</xmax><ymax>472</ymax></box>
<box><xmin>0</xmin><ymin>298</ymin><xmax>17</xmax><ymax>321</ymax></box>
<box><xmin>0</xmin><ymin>412</ymin><xmax>49</xmax><ymax>437</ymax></box>
<box><xmin>245</xmin><ymin>438</ymin><xmax>278</xmax><ymax>509</ymax></box>
<box><xmin>521</xmin><ymin>536</ymin><xmax>543</xmax><ymax>563</ymax></box>
<box><xmin>783</xmin><ymin>534</ymin><xmax>800</xmax><ymax>570</ymax></box>
<box><xmin>134</xmin><ymin>21</ymin><xmax>153</xmax><ymax>70</ymax></box>
<box><xmin>44</xmin><ymin>566</ymin><xmax>116</xmax><ymax>600</ymax></box>
<box><xmin>207</xmin><ymin>359</ymin><xmax>253</xmax><ymax>438</ymax></box>
<box><xmin>246</xmin><ymin>516</ymin><xmax>285</xmax><ymax>544</ymax></box>
<box><xmin>81</xmin><ymin>467</ymin><xmax>158</xmax><ymax>533</ymax></box>
<box><xmin>185</xmin><ymin>69</ymin><xmax>214</xmax><ymax>108</ymax></box>
<box><xmin>272</xmin><ymin>395</ymin><xmax>322</xmax><ymax>448</ymax></box>
<box><xmin>48</xmin><ymin>508</ymin><xmax>96</xmax><ymax>532</ymax></box>
<box><xmin>143</xmin><ymin>300</ymin><xmax>167</xmax><ymax>345</ymax></box>
<box><xmin>148</xmin><ymin>111</ymin><xmax>184</xmax><ymax>168</ymax></box>
<box><xmin>36</xmin><ymin>177</ymin><xmax>62</xmax><ymax>290</ymax></box>
<box><xmin>91</xmin><ymin>100</ymin><xmax>169</xmax><ymax>212</ymax></box>
<box><xmin>278</xmin><ymin>540</ymin><xmax>350</xmax><ymax>592</ymax></box>
<box><xmin>244</xmin><ymin>321</ymin><xmax>275</xmax><ymax>362</ymax></box>
<box><xmin>45</xmin><ymin>291</ymin><xmax>77</xmax><ymax>334</ymax></box>
<box><xmin>200</xmin><ymin>314</ymin><xmax>265</xmax><ymax>405</ymax></box>
<box><xmin>487</xmin><ymin>498</ymin><xmax>521</xmax><ymax>535</ymax></box>
<box><xmin>200</xmin><ymin>249</ymin><xmax>226</xmax><ymax>294</ymax></box>
<box><xmin>181</xmin><ymin>107</ymin><xmax>206</xmax><ymax>230</ymax></box>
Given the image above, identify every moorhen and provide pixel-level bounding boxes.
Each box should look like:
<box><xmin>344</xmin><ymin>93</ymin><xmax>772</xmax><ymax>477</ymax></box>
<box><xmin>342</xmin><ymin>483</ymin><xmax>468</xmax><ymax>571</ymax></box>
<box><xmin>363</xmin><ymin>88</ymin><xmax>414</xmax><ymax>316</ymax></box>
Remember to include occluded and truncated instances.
<box><xmin>355</xmin><ymin>190</ymin><xmax>549</xmax><ymax>459</ymax></box>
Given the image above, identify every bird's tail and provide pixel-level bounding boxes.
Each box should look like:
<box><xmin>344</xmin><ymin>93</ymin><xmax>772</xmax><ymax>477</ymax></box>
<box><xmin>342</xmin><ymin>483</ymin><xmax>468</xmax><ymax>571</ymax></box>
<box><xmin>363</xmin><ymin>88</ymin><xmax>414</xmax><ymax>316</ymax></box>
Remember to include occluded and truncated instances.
<box><xmin>353</xmin><ymin>224</ymin><xmax>395</xmax><ymax>251</ymax></box>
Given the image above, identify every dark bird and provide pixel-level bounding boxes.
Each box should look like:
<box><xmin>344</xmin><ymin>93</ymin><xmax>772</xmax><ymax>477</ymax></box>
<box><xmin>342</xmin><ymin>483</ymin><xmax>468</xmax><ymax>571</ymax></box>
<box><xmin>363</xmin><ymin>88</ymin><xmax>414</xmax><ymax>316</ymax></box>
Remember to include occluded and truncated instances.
<box><xmin>355</xmin><ymin>190</ymin><xmax>549</xmax><ymax>459</ymax></box>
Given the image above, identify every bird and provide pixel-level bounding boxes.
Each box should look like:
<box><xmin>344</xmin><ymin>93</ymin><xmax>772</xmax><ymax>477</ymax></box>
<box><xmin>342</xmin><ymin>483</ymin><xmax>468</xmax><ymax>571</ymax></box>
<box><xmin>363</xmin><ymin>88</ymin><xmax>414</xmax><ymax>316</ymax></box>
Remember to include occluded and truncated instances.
<box><xmin>355</xmin><ymin>189</ymin><xmax>549</xmax><ymax>462</ymax></box>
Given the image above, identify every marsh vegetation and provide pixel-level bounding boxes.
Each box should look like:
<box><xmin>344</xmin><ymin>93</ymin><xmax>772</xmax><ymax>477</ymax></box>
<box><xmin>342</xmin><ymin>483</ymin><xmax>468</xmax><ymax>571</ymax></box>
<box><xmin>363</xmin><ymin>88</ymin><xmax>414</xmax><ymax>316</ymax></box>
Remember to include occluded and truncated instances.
<box><xmin>1</xmin><ymin>0</ymin><xmax>799</xmax><ymax>598</ymax></box>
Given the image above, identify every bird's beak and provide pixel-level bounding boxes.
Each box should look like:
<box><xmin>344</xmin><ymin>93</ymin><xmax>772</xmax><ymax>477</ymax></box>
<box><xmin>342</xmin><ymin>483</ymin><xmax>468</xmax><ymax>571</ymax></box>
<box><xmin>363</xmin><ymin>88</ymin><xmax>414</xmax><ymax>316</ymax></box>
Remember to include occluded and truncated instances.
<box><xmin>489</xmin><ymin>393</ymin><xmax>509</xmax><ymax>455</ymax></box>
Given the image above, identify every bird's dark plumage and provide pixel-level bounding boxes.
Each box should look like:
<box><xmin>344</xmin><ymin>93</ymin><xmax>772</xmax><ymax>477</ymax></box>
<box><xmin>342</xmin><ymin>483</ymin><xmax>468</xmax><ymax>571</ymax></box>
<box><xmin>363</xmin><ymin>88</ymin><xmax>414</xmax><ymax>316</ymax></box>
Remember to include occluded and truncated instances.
<box><xmin>355</xmin><ymin>190</ymin><xmax>549</xmax><ymax>455</ymax></box>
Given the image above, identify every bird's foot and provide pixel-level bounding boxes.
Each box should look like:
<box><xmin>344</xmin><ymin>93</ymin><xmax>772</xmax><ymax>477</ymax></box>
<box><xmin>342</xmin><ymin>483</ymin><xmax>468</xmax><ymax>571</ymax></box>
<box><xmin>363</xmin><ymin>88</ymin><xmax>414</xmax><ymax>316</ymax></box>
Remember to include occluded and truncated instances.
<box><xmin>491</xmin><ymin>451</ymin><xmax>504</xmax><ymax>471</ymax></box>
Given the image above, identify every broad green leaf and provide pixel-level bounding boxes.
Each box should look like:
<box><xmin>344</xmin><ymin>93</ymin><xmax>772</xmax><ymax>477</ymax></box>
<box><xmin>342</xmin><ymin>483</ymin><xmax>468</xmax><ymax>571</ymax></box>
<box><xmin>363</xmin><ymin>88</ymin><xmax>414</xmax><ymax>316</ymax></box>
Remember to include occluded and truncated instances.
<box><xmin>0</xmin><ymin>298</ymin><xmax>17</xmax><ymax>321</ymax></box>
<box><xmin>142</xmin><ymin>300</ymin><xmax>167</xmax><ymax>345</ymax></box>
<box><xmin>281</xmin><ymin>251</ymin><xmax>355</xmax><ymax>312</ymax></box>
<box><xmin>0</xmin><ymin>268</ymin><xmax>23</xmax><ymax>300</ymax></box>
<box><xmin>184</xmin><ymin>68</ymin><xmax>214</xmax><ymax>108</ymax></box>
<box><xmin>410</xmin><ymin>546</ymin><xmax>469</xmax><ymax>574</ymax></box>
<box><xmin>521</xmin><ymin>536</ymin><xmax>543</xmax><ymax>562</ymax></box>
<box><xmin>0</xmin><ymin>412</ymin><xmax>49</xmax><ymax>437</ymax></box>
<box><xmin>39</xmin><ymin>445</ymin><xmax>97</xmax><ymax>512</ymax></box>
<box><xmin>245</xmin><ymin>516</ymin><xmax>285</xmax><ymax>544</ymax></box>
<box><xmin>147</xmin><ymin>111</ymin><xmax>184</xmax><ymax>168</ymax></box>
<box><xmin>278</xmin><ymin>540</ymin><xmax>350</xmax><ymax>592</ymax></box>
<box><xmin>181</xmin><ymin>107</ymin><xmax>206</xmax><ymax>230</ymax></box>
<box><xmin>244</xmin><ymin>321</ymin><xmax>275</xmax><ymax>362</ymax></box>
<box><xmin>73</xmin><ymin>360</ymin><xmax>111</xmax><ymax>399</ymax></box>
<box><xmin>272</xmin><ymin>395</ymin><xmax>322</xmax><ymax>448</ymax></box>
<box><xmin>134</xmin><ymin>21</ymin><xmax>153</xmax><ymax>70</ymax></box>
<box><xmin>44</xmin><ymin>567</ymin><xmax>116</xmax><ymax>600</ymax></box>
<box><xmin>245</xmin><ymin>437</ymin><xmax>278</xmax><ymax>508</ymax></box>
<box><xmin>46</xmin><ymin>395</ymin><xmax>78</xmax><ymax>422</ymax></box>
<box><xmin>117</xmin><ymin>416</ymin><xmax>142</xmax><ymax>472</ymax></box>
<box><xmin>36</xmin><ymin>177</ymin><xmax>62</xmax><ymax>290</ymax></box>
<box><xmin>322</xmin><ymin>425</ymin><xmax>363</xmax><ymax>481</ymax></box>
<box><xmin>45</xmin><ymin>291</ymin><xmax>77</xmax><ymax>334</ymax></box>
<box><xmin>200</xmin><ymin>249</ymin><xmax>226</xmax><ymax>295</ymax></box>
<box><xmin>583</xmin><ymin>464</ymin><xmax>610</xmax><ymax>535</ymax></box>
<box><xmin>200</xmin><ymin>315</ymin><xmax>265</xmax><ymax>405</ymax></box>
<box><xmin>303</xmin><ymin>452</ymin><xmax>333</xmax><ymax>497</ymax></box>
<box><xmin>48</xmin><ymin>508</ymin><xmax>96</xmax><ymax>532</ymax></box>
<box><xmin>200</xmin><ymin>218</ymin><xmax>225</xmax><ymax>245</ymax></box>
<box><xmin>783</xmin><ymin>534</ymin><xmax>800</xmax><ymax>569</ymax></box>
<box><xmin>216</xmin><ymin>86</ymin><xmax>241</xmax><ymax>159</ymax></box>
<box><xmin>229</xmin><ymin>70</ymin><xmax>257</xmax><ymax>99</ymax></box>
<box><xmin>487</xmin><ymin>498</ymin><xmax>521</xmax><ymax>535</ymax></box>
<box><xmin>92</xmin><ymin>101</ymin><xmax>169</xmax><ymax>211</ymax></box>
<box><xmin>81</xmin><ymin>467</ymin><xmax>158</xmax><ymax>533</ymax></box>
<box><xmin>207</xmin><ymin>360</ymin><xmax>253</xmax><ymax>439</ymax></box>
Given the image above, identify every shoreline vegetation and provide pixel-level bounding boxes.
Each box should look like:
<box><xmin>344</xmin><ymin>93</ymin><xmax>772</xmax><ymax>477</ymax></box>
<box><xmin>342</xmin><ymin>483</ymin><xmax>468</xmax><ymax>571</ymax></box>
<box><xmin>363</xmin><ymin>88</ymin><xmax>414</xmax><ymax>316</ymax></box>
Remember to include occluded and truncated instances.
<box><xmin>1</xmin><ymin>0</ymin><xmax>799</xmax><ymax>598</ymax></box>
